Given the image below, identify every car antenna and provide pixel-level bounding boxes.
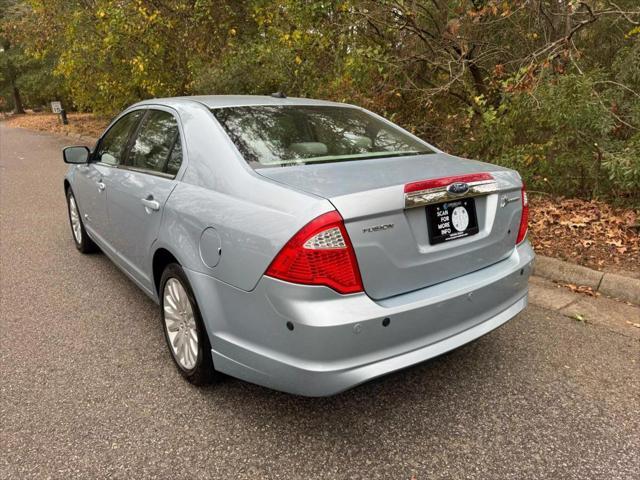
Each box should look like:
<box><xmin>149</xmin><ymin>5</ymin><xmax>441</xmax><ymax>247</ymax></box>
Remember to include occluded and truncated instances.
<box><xmin>271</xmin><ymin>91</ymin><xmax>287</xmax><ymax>98</ymax></box>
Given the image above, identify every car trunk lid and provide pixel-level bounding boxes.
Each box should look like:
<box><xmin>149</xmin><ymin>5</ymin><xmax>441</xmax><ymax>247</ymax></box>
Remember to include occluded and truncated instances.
<box><xmin>257</xmin><ymin>153</ymin><xmax>524</xmax><ymax>299</ymax></box>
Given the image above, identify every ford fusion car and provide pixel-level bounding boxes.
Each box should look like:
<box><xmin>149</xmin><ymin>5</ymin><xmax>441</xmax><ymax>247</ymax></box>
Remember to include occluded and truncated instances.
<box><xmin>63</xmin><ymin>95</ymin><xmax>534</xmax><ymax>396</ymax></box>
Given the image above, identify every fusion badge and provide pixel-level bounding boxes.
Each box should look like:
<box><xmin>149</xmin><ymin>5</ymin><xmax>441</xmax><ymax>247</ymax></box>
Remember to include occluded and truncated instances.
<box><xmin>362</xmin><ymin>224</ymin><xmax>394</xmax><ymax>234</ymax></box>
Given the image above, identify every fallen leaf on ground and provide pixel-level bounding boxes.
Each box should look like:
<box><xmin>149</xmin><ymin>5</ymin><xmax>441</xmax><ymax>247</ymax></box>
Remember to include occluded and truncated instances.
<box><xmin>558</xmin><ymin>282</ymin><xmax>599</xmax><ymax>297</ymax></box>
<box><xmin>3</xmin><ymin>112</ymin><xmax>108</xmax><ymax>138</ymax></box>
<box><xmin>529</xmin><ymin>195</ymin><xmax>639</xmax><ymax>273</ymax></box>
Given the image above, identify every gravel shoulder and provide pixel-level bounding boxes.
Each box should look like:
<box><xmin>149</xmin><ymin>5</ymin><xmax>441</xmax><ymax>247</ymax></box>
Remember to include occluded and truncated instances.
<box><xmin>1</xmin><ymin>125</ymin><xmax>638</xmax><ymax>480</ymax></box>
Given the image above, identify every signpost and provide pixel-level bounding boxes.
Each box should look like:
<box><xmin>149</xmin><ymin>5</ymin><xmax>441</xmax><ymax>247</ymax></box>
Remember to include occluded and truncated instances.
<box><xmin>51</xmin><ymin>101</ymin><xmax>68</xmax><ymax>125</ymax></box>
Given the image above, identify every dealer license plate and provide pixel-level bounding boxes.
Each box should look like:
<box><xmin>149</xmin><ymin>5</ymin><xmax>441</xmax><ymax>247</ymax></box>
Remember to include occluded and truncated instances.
<box><xmin>426</xmin><ymin>198</ymin><xmax>479</xmax><ymax>245</ymax></box>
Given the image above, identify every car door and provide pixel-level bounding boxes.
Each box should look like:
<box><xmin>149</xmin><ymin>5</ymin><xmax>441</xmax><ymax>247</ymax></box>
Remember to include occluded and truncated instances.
<box><xmin>104</xmin><ymin>108</ymin><xmax>184</xmax><ymax>290</ymax></box>
<box><xmin>74</xmin><ymin>110</ymin><xmax>144</xmax><ymax>245</ymax></box>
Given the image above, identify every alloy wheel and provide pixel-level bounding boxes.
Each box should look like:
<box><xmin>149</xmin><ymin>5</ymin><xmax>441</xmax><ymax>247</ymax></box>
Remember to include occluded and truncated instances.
<box><xmin>69</xmin><ymin>195</ymin><xmax>82</xmax><ymax>244</ymax></box>
<box><xmin>163</xmin><ymin>278</ymin><xmax>199</xmax><ymax>370</ymax></box>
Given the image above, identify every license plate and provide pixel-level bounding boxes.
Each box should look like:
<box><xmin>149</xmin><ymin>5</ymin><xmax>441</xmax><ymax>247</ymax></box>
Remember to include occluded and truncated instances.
<box><xmin>426</xmin><ymin>198</ymin><xmax>479</xmax><ymax>245</ymax></box>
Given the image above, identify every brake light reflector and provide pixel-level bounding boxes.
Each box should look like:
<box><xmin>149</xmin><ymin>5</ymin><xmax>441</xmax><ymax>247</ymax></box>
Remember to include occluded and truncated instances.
<box><xmin>265</xmin><ymin>211</ymin><xmax>364</xmax><ymax>294</ymax></box>
<box><xmin>516</xmin><ymin>183</ymin><xmax>529</xmax><ymax>244</ymax></box>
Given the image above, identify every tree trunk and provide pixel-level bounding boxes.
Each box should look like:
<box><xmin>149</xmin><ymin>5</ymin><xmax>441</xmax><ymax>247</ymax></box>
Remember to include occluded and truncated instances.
<box><xmin>11</xmin><ymin>82</ymin><xmax>24</xmax><ymax>114</ymax></box>
<box><xmin>593</xmin><ymin>146</ymin><xmax>603</xmax><ymax>199</ymax></box>
<box><xmin>469</xmin><ymin>62</ymin><xmax>488</xmax><ymax>97</ymax></box>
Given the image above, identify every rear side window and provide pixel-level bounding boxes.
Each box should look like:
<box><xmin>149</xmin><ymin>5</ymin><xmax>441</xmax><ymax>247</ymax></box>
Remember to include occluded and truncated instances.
<box><xmin>166</xmin><ymin>139</ymin><xmax>182</xmax><ymax>177</ymax></box>
<box><xmin>95</xmin><ymin>110</ymin><xmax>144</xmax><ymax>165</ymax></box>
<box><xmin>127</xmin><ymin>110</ymin><xmax>182</xmax><ymax>175</ymax></box>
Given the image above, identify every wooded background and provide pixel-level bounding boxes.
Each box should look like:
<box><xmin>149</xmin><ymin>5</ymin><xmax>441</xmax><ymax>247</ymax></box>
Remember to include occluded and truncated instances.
<box><xmin>1</xmin><ymin>1</ymin><xmax>639</xmax><ymax>204</ymax></box>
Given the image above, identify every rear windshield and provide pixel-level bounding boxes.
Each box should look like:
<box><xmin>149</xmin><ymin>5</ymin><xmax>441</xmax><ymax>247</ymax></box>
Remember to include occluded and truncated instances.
<box><xmin>212</xmin><ymin>105</ymin><xmax>433</xmax><ymax>167</ymax></box>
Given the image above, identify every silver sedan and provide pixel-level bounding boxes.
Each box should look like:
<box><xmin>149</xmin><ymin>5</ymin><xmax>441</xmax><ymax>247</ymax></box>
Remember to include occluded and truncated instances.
<box><xmin>63</xmin><ymin>95</ymin><xmax>534</xmax><ymax>396</ymax></box>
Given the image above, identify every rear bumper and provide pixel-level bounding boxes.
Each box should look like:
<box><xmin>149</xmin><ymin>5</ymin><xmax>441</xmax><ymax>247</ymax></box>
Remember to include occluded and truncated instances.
<box><xmin>187</xmin><ymin>241</ymin><xmax>535</xmax><ymax>396</ymax></box>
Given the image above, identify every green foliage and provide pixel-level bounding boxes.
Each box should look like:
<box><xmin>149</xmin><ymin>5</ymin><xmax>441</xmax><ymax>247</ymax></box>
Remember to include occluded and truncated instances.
<box><xmin>51</xmin><ymin>1</ymin><xmax>191</xmax><ymax>112</ymax></box>
<box><xmin>1</xmin><ymin>0</ymin><xmax>69</xmax><ymax>111</ymax></box>
<box><xmin>603</xmin><ymin>135</ymin><xmax>640</xmax><ymax>194</ymax></box>
<box><xmin>465</xmin><ymin>72</ymin><xmax>616</xmax><ymax>197</ymax></box>
<box><xmin>2</xmin><ymin>0</ymin><xmax>639</xmax><ymax>203</ymax></box>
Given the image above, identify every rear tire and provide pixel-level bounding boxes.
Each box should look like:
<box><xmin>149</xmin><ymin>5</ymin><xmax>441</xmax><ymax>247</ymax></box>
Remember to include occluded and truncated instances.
<box><xmin>160</xmin><ymin>263</ymin><xmax>216</xmax><ymax>385</ymax></box>
<box><xmin>66</xmin><ymin>188</ymin><xmax>98</xmax><ymax>253</ymax></box>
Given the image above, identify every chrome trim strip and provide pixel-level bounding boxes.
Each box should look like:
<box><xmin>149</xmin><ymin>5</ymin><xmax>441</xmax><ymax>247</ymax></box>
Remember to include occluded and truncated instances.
<box><xmin>404</xmin><ymin>180</ymin><xmax>499</xmax><ymax>209</ymax></box>
<box><xmin>94</xmin><ymin>162</ymin><xmax>176</xmax><ymax>180</ymax></box>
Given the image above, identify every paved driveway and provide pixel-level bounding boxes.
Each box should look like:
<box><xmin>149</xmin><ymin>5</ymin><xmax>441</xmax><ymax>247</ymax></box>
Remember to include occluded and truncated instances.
<box><xmin>1</xmin><ymin>124</ymin><xmax>638</xmax><ymax>479</ymax></box>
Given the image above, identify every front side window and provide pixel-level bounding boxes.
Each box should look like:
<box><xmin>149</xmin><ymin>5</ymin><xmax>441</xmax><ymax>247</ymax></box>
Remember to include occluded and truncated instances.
<box><xmin>127</xmin><ymin>110</ymin><xmax>182</xmax><ymax>175</ymax></box>
<box><xmin>212</xmin><ymin>105</ymin><xmax>433</xmax><ymax>168</ymax></box>
<box><xmin>95</xmin><ymin>110</ymin><xmax>144</xmax><ymax>165</ymax></box>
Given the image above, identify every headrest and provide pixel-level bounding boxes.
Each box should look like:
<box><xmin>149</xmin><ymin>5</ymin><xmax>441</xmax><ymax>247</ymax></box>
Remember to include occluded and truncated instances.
<box><xmin>289</xmin><ymin>142</ymin><xmax>328</xmax><ymax>157</ymax></box>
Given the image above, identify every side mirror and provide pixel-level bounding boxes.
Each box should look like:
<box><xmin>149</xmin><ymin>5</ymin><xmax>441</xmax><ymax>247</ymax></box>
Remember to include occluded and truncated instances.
<box><xmin>63</xmin><ymin>146</ymin><xmax>90</xmax><ymax>164</ymax></box>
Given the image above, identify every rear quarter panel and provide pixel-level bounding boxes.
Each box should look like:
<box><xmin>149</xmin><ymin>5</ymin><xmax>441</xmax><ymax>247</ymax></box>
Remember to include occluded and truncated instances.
<box><xmin>154</xmin><ymin>100</ymin><xmax>333</xmax><ymax>291</ymax></box>
<box><xmin>159</xmin><ymin>180</ymin><xmax>332</xmax><ymax>291</ymax></box>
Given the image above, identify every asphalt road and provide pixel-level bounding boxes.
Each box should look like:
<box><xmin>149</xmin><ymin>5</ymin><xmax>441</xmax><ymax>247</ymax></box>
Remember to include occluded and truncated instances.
<box><xmin>1</xmin><ymin>124</ymin><xmax>639</xmax><ymax>480</ymax></box>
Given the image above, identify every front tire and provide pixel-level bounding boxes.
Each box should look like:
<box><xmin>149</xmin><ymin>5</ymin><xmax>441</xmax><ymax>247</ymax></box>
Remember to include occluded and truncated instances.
<box><xmin>160</xmin><ymin>263</ymin><xmax>215</xmax><ymax>385</ymax></box>
<box><xmin>66</xmin><ymin>189</ymin><xmax>98</xmax><ymax>253</ymax></box>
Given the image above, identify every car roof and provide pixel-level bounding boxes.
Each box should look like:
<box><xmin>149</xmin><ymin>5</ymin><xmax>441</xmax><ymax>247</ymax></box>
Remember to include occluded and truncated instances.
<box><xmin>133</xmin><ymin>95</ymin><xmax>350</xmax><ymax>109</ymax></box>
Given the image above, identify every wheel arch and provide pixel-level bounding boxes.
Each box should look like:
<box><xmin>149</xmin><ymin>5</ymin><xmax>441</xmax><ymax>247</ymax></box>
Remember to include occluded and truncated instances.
<box><xmin>64</xmin><ymin>179</ymin><xmax>71</xmax><ymax>194</ymax></box>
<box><xmin>152</xmin><ymin>248</ymin><xmax>180</xmax><ymax>295</ymax></box>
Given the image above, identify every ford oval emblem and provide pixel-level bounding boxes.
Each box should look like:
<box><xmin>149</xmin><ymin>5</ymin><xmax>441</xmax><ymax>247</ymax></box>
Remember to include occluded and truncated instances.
<box><xmin>447</xmin><ymin>182</ymin><xmax>470</xmax><ymax>195</ymax></box>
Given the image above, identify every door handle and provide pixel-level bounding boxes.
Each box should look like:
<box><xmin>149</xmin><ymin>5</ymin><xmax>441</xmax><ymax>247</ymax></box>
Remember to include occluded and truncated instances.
<box><xmin>97</xmin><ymin>181</ymin><xmax>105</xmax><ymax>192</ymax></box>
<box><xmin>141</xmin><ymin>197</ymin><xmax>160</xmax><ymax>212</ymax></box>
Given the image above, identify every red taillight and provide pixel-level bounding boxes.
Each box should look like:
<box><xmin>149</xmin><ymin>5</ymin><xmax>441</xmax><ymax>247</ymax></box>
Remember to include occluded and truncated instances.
<box><xmin>516</xmin><ymin>183</ymin><xmax>529</xmax><ymax>244</ymax></box>
<box><xmin>265</xmin><ymin>211</ymin><xmax>364</xmax><ymax>294</ymax></box>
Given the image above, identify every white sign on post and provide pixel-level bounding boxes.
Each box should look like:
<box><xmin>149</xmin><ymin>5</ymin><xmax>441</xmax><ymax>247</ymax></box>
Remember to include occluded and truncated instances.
<box><xmin>51</xmin><ymin>101</ymin><xmax>62</xmax><ymax>114</ymax></box>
